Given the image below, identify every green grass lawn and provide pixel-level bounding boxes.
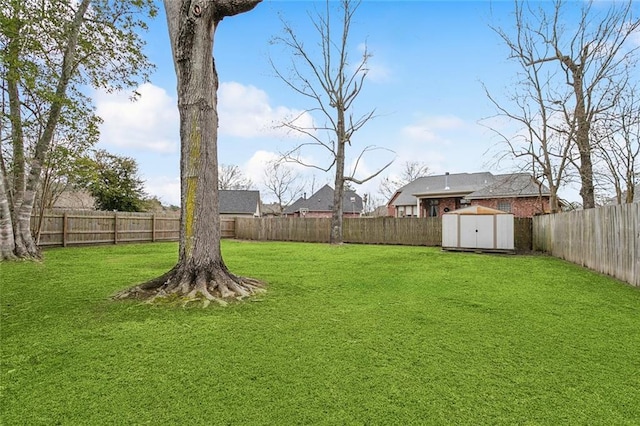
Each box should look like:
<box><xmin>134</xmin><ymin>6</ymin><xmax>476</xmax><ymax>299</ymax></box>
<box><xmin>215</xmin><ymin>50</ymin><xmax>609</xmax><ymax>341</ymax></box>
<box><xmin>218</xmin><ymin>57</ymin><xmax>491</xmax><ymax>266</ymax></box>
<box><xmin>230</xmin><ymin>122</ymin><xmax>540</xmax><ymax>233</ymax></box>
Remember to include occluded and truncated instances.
<box><xmin>1</xmin><ymin>241</ymin><xmax>639</xmax><ymax>425</ymax></box>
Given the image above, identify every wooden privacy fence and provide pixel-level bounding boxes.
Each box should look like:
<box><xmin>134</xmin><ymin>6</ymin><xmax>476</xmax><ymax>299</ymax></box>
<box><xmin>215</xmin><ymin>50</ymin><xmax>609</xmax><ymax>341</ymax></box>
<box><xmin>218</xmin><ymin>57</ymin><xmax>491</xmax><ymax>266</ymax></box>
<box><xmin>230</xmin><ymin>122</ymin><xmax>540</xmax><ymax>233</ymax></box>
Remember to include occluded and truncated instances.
<box><xmin>33</xmin><ymin>210</ymin><xmax>533</xmax><ymax>251</ymax></box>
<box><xmin>236</xmin><ymin>217</ymin><xmax>332</xmax><ymax>243</ymax></box>
<box><xmin>343</xmin><ymin>217</ymin><xmax>442</xmax><ymax>245</ymax></box>
<box><xmin>34</xmin><ymin>210</ymin><xmax>180</xmax><ymax>246</ymax></box>
<box><xmin>236</xmin><ymin>216</ymin><xmax>533</xmax><ymax>250</ymax></box>
<box><xmin>33</xmin><ymin>210</ymin><xmax>237</xmax><ymax>247</ymax></box>
<box><xmin>235</xmin><ymin>217</ymin><xmax>444</xmax><ymax>245</ymax></box>
<box><xmin>533</xmin><ymin>203</ymin><xmax>639</xmax><ymax>287</ymax></box>
<box><xmin>235</xmin><ymin>217</ymin><xmax>442</xmax><ymax>245</ymax></box>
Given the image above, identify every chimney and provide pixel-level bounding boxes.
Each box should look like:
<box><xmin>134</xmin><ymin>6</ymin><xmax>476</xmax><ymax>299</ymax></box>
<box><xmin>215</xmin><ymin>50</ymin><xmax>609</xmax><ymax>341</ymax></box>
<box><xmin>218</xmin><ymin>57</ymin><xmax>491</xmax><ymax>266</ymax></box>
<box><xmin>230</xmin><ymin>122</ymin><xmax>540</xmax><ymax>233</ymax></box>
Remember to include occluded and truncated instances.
<box><xmin>445</xmin><ymin>172</ymin><xmax>450</xmax><ymax>190</ymax></box>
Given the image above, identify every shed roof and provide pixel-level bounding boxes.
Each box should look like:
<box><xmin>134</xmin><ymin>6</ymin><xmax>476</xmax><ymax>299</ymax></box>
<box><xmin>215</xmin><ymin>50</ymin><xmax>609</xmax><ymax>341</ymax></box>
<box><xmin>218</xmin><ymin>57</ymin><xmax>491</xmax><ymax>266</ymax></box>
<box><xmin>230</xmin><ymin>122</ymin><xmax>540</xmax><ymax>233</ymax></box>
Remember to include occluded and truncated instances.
<box><xmin>445</xmin><ymin>205</ymin><xmax>512</xmax><ymax>215</ymax></box>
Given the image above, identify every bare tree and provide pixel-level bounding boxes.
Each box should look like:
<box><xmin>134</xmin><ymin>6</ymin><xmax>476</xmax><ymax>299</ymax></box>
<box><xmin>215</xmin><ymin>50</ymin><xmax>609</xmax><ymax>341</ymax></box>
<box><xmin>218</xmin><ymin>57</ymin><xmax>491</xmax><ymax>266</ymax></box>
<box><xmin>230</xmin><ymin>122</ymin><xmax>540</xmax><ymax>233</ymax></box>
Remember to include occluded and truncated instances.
<box><xmin>115</xmin><ymin>0</ymin><xmax>264</xmax><ymax>305</ymax></box>
<box><xmin>360</xmin><ymin>192</ymin><xmax>387</xmax><ymax>216</ymax></box>
<box><xmin>218</xmin><ymin>164</ymin><xmax>253</xmax><ymax>190</ymax></box>
<box><xmin>490</xmin><ymin>0</ymin><xmax>640</xmax><ymax>209</ymax></box>
<box><xmin>378</xmin><ymin>161</ymin><xmax>431</xmax><ymax>202</ymax></box>
<box><xmin>262</xmin><ymin>159</ymin><xmax>304</xmax><ymax>214</ymax></box>
<box><xmin>271</xmin><ymin>0</ymin><xmax>392</xmax><ymax>244</ymax></box>
<box><xmin>482</xmin><ymin>41</ymin><xmax>575</xmax><ymax>213</ymax></box>
<box><xmin>592</xmin><ymin>80</ymin><xmax>639</xmax><ymax>204</ymax></box>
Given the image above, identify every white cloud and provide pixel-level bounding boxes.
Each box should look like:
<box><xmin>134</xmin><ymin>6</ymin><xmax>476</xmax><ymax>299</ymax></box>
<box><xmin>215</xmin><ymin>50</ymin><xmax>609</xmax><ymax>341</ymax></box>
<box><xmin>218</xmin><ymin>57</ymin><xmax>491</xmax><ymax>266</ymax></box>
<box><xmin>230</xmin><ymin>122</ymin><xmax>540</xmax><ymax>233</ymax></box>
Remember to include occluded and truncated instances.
<box><xmin>243</xmin><ymin>150</ymin><xmax>331</xmax><ymax>203</ymax></box>
<box><xmin>144</xmin><ymin>176</ymin><xmax>181</xmax><ymax>206</ymax></box>
<box><xmin>244</xmin><ymin>150</ymin><xmax>312</xmax><ymax>184</ymax></box>
<box><xmin>96</xmin><ymin>81</ymin><xmax>315</xmax><ymax>156</ymax></box>
<box><xmin>357</xmin><ymin>43</ymin><xmax>391</xmax><ymax>83</ymax></box>
<box><xmin>401</xmin><ymin>114</ymin><xmax>467</xmax><ymax>143</ymax></box>
<box><xmin>218</xmin><ymin>82</ymin><xmax>314</xmax><ymax>139</ymax></box>
<box><xmin>96</xmin><ymin>83</ymin><xmax>179</xmax><ymax>153</ymax></box>
<box><xmin>393</xmin><ymin>113</ymin><xmax>501</xmax><ymax>177</ymax></box>
<box><xmin>402</xmin><ymin>125</ymin><xmax>439</xmax><ymax>143</ymax></box>
<box><xmin>244</xmin><ymin>150</ymin><xmax>281</xmax><ymax>185</ymax></box>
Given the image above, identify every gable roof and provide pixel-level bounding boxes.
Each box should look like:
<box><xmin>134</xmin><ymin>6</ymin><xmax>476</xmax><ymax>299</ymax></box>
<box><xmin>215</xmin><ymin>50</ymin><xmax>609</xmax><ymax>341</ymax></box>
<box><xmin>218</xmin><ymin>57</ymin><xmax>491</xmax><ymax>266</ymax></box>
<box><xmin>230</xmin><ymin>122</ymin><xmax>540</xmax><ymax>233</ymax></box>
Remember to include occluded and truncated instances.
<box><xmin>465</xmin><ymin>173</ymin><xmax>550</xmax><ymax>199</ymax></box>
<box><xmin>284</xmin><ymin>184</ymin><xmax>363</xmax><ymax>214</ymax></box>
<box><xmin>53</xmin><ymin>190</ymin><xmax>95</xmax><ymax>210</ymax></box>
<box><xmin>219</xmin><ymin>190</ymin><xmax>261</xmax><ymax>215</ymax></box>
<box><xmin>391</xmin><ymin>172</ymin><xmax>549</xmax><ymax>206</ymax></box>
<box><xmin>392</xmin><ymin>172</ymin><xmax>493</xmax><ymax>206</ymax></box>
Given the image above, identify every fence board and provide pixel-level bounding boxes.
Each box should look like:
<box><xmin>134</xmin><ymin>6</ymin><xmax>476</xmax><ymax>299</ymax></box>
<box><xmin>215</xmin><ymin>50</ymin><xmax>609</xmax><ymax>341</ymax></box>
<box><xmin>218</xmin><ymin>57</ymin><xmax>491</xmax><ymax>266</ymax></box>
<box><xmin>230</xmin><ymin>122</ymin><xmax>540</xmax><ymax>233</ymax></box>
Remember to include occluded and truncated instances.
<box><xmin>533</xmin><ymin>203</ymin><xmax>639</xmax><ymax>287</ymax></box>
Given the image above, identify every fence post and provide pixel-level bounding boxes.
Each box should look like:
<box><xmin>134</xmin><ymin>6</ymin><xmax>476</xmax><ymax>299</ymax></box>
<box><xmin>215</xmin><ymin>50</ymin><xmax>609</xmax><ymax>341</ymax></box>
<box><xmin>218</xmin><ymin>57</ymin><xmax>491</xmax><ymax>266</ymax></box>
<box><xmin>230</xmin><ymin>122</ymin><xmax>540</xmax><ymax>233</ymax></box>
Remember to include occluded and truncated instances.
<box><xmin>62</xmin><ymin>212</ymin><xmax>68</xmax><ymax>247</ymax></box>
<box><xmin>114</xmin><ymin>212</ymin><xmax>118</xmax><ymax>244</ymax></box>
<box><xmin>152</xmin><ymin>213</ymin><xmax>156</xmax><ymax>242</ymax></box>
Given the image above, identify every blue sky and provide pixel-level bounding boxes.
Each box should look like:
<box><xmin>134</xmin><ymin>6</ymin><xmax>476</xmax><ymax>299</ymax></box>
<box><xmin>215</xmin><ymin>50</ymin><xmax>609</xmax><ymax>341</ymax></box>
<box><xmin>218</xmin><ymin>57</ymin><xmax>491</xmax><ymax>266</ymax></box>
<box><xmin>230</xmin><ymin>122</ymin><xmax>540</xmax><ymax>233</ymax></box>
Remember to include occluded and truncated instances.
<box><xmin>93</xmin><ymin>0</ymin><xmax>632</xmax><ymax>206</ymax></box>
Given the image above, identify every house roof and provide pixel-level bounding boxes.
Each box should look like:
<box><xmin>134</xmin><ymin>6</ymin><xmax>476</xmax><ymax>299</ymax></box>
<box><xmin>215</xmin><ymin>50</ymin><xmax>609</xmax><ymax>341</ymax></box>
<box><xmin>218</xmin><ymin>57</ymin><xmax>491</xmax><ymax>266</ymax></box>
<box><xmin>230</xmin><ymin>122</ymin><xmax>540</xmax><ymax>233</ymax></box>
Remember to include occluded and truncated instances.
<box><xmin>391</xmin><ymin>172</ymin><xmax>549</xmax><ymax>206</ymax></box>
<box><xmin>394</xmin><ymin>172</ymin><xmax>494</xmax><ymax>205</ymax></box>
<box><xmin>219</xmin><ymin>190</ymin><xmax>261</xmax><ymax>215</ymax></box>
<box><xmin>53</xmin><ymin>190</ymin><xmax>95</xmax><ymax>210</ymax></box>
<box><xmin>261</xmin><ymin>202</ymin><xmax>282</xmax><ymax>215</ymax></box>
<box><xmin>465</xmin><ymin>173</ymin><xmax>550</xmax><ymax>199</ymax></box>
<box><xmin>284</xmin><ymin>184</ymin><xmax>363</xmax><ymax>214</ymax></box>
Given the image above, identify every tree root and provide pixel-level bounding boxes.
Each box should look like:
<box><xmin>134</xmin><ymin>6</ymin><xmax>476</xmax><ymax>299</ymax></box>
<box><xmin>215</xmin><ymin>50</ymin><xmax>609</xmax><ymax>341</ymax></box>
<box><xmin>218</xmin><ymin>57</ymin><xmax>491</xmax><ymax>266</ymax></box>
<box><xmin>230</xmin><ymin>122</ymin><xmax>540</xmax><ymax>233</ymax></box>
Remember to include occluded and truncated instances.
<box><xmin>112</xmin><ymin>264</ymin><xmax>265</xmax><ymax>307</ymax></box>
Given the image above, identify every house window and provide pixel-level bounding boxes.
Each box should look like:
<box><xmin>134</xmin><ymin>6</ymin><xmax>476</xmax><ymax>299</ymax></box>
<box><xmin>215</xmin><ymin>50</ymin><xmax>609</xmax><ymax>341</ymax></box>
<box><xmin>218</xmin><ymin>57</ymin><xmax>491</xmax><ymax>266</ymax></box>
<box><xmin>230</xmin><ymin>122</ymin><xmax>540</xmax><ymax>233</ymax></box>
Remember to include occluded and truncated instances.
<box><xmin>398</xmin><ymin>206</ymin><xmax>405</xmax><ymax>217</ymax></box>
<box><xmin>428</xmin><ymin>200</ymin><xmax>439</xmax><ymax>217</ymax></box>
<box><xmin>498</xmin><ymin>201</ymin><xmax>512</xmax><ymax>213</ymax></box>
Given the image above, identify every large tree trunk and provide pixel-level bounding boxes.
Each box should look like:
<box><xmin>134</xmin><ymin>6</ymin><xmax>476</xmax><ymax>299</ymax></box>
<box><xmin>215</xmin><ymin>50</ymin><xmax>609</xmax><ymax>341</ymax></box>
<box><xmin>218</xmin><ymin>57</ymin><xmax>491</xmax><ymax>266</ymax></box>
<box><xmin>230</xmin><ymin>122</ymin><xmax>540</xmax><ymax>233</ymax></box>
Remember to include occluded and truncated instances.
<box><xmin>115</xmin><ymin>0</ymin><xmax>263</xmax><ymax>305</ymax></box>
<box><xmin>573</xmin><ymin>77</ymin><xmax>595</xmax><ymax>209</ymax></box>
<box><xmin>330</xmin><ymin>110</ymin><xmax>346</xmax><ymax>244</ymax></box>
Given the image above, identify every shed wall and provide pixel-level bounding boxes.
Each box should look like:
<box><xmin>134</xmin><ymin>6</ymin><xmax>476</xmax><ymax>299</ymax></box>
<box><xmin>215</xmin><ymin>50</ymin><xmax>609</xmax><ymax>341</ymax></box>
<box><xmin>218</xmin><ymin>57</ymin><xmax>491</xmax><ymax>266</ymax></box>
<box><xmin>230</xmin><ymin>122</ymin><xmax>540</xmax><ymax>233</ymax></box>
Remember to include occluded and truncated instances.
<box><xmin>442</xmin><ymin>212</ymin><xmax>514</xmax><ymax>251</ymax></box>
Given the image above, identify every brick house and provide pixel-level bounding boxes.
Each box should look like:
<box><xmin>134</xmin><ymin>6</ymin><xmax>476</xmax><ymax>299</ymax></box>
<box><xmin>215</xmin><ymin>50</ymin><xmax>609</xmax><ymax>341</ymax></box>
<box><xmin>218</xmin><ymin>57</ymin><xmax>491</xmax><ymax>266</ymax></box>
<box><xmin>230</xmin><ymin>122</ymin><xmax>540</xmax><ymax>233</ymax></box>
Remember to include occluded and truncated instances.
<box><xmin>284</xmin><ymin>184</ymin><xmax>363</xmax><ymax>218</ymax></box>
<box><xmin>387</xmin><ymin>172</ymin><xmax>550</xmax><ymax>218</ymax></box>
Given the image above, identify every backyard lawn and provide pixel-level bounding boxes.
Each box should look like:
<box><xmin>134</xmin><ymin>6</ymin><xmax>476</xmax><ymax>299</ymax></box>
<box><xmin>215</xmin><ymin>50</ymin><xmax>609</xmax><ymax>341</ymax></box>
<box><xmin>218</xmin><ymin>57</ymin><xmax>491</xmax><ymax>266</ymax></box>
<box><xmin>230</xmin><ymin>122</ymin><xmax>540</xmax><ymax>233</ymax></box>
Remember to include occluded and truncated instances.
<box><xmin>1</xmin><ymin>241</ymin><xmax>639</xmax><ymax>425</ymax></box>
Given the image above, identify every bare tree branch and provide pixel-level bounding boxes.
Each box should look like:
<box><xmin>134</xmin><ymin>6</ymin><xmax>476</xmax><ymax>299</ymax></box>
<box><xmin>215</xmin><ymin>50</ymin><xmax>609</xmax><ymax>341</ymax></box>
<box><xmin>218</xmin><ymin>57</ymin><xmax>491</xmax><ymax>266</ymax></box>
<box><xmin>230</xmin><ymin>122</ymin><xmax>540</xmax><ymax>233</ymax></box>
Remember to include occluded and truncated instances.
<box><xmin>270</xmin><ymin>0</ymin><xmax>386</xmax><ymax>243</ymax></box>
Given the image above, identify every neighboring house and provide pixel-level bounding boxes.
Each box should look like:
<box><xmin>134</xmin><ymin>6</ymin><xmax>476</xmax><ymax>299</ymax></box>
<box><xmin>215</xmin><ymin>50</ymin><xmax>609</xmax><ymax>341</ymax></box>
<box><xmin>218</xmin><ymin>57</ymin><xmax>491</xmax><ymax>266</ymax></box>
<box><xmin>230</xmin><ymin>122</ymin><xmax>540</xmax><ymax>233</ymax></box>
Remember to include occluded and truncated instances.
<box><xmin>52</xmin><ymin>190</ymin><xmax>96</xmax><ymax>210</ymax></box>
<box><xmin>387</xmin><ymin>172</ymin><xmax>551</xmax><ymax>218</ymax></box>
<box><xmin>261</xmin><ymin>202</ymin><xmax>283</xmax><ymax>217</ymax></box>
<box><xmin>605</xmin><ymin>184</ymin><xmax>640</xmax><ymax>205</ymax></box>
<box><xmin>284</xmin><ymin>184</ymin><xmax>363</xmax><ymax>218</ymax></box>
<box><xmin>371</xmin><ymin>205</ymin><xmax>391</xmax><ymax>217</ymax></box>
<box><xmin>219</xmin><ymin>190</ymin><xmax>261</xmax><ymax>217</ymax></box>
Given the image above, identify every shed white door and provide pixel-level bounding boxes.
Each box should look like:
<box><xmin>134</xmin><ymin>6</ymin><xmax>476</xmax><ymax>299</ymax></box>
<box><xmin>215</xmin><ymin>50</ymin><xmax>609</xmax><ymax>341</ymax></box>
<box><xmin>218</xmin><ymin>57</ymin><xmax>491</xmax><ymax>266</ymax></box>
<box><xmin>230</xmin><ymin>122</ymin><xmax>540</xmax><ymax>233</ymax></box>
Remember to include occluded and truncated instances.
<box><xmin>459</xmin><ymin>215</ymin><xmax>494</xmax><ymax>249</ymax></box>
<box><xmin>441</xmin><ymin>215</ymin><xmax>458</xmax><ymax>247</ymax></box>
<box><xmin>495</xmin><ymin>215</ymin><xmax>515</xmax><ymax>250</ymax></box>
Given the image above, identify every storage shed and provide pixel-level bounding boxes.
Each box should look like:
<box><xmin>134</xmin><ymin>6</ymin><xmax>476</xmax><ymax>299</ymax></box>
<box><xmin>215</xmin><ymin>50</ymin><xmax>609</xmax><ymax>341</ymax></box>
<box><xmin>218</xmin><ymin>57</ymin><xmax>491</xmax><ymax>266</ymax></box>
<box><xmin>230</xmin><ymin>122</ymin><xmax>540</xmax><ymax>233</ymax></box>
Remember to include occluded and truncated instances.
<box><xmin>442</xmin><ymin>205</ymin><xmax>514</xmax><ymax>252</ymax></box>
